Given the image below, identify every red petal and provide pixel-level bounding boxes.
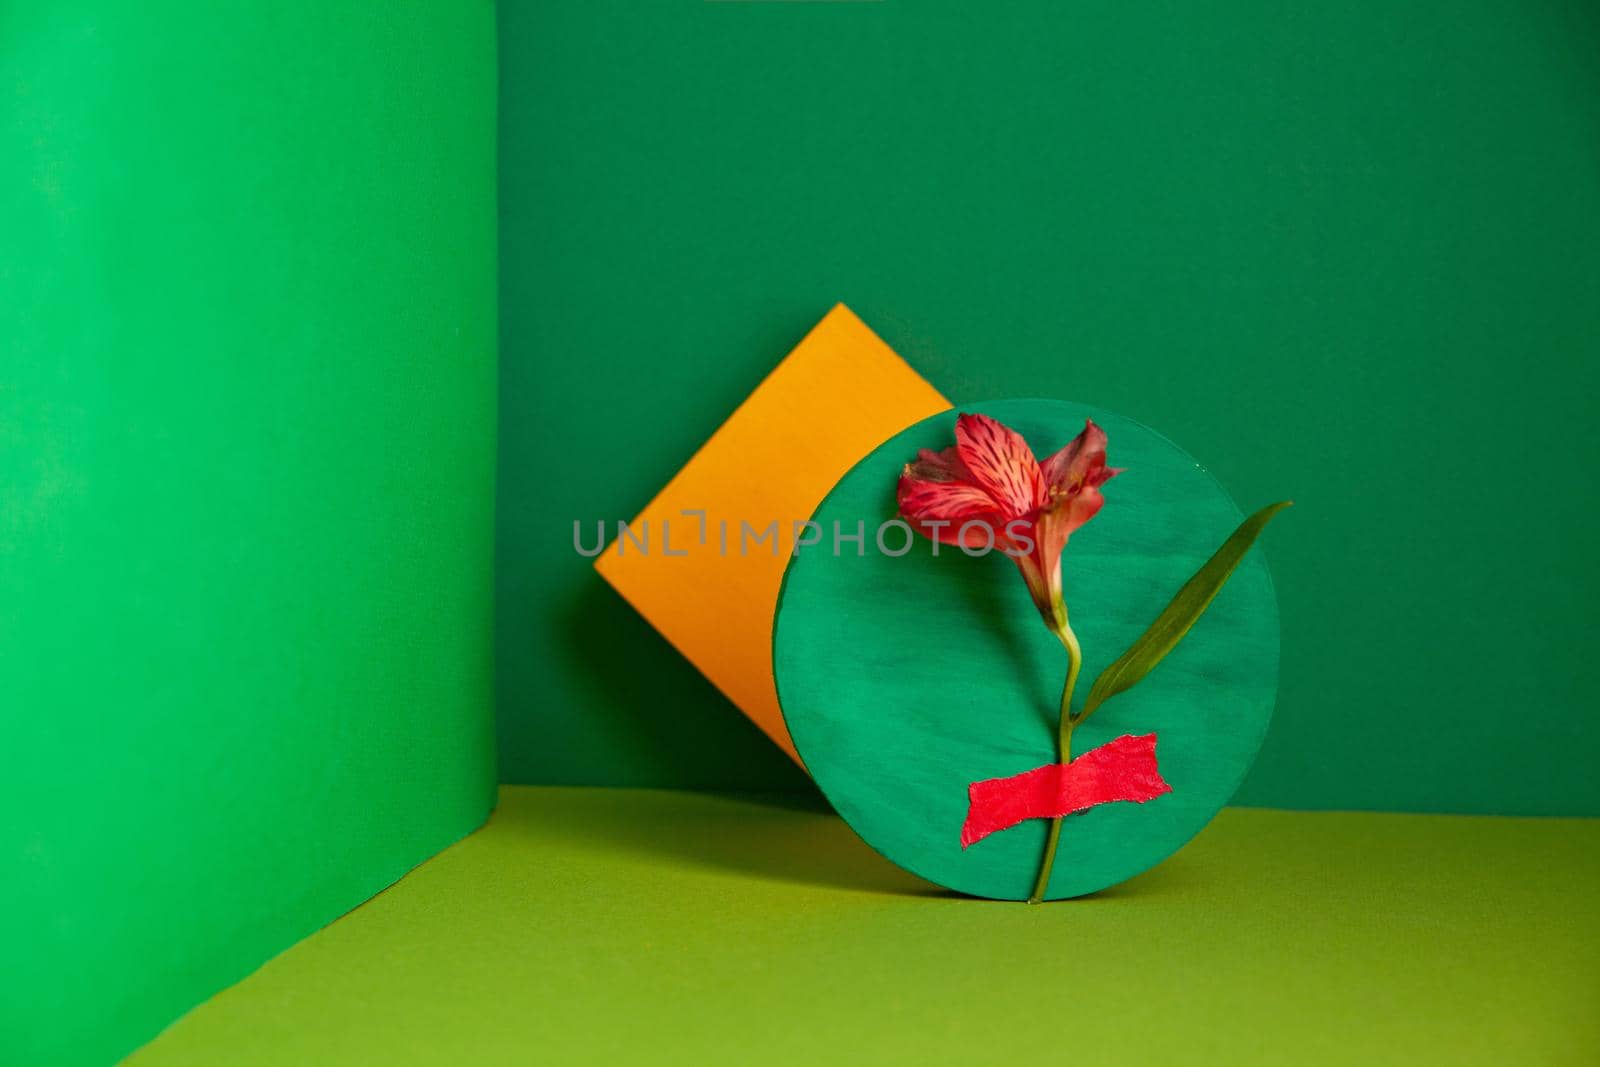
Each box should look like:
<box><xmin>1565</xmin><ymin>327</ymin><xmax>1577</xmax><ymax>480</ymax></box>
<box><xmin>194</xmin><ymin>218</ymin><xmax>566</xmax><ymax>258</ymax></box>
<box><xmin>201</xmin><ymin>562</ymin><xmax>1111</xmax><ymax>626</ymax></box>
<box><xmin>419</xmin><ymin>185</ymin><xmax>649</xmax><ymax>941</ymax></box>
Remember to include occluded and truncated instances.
<box><xmin>1058</xmin><ymin>482</ymin><xmax>1107</xmax><ymax>536</ymax></box>
<box><xmin>1010</xmin><ymin>549</ymin><xmax>1061</xmax><ymax>619</ymax></box>
<box><xmin>1094</xmin><ymin>465</ymin><xmax>1125</xmax><ymax>488</ymax></box>
<box><xmin>905</xmin><ymin>444</ymin><xmax>973</xmax><ymax>484</ymax></box>
<box><xmin>898</xmin><ymin>467</ymin><xmax>1007</xmax><ymax>546</ymax></box>
<box><xmin>954</xmin><ymin>413</ymin><xmax>1046</xmax><ymax>519</ymax></box>
<box><xmin>1033</xmin><ymin>481</ymin><xmax>1108</xmax><ymax>570</ymax></box>
<box><xmin>1041</xmin><ymin>419</ymin><xmax>1112</xmax><ymax>494</ymax></box>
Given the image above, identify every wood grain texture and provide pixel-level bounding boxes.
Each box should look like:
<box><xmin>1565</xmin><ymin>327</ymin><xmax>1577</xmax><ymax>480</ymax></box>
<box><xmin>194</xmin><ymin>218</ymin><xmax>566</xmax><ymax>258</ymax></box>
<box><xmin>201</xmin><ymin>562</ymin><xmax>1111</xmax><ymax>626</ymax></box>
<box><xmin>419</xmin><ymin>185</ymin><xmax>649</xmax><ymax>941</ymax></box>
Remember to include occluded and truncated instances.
<box><xmin>773</xmin><ymin>399</ymin><xmax>1280</xmax><ymax>899</ymax></box>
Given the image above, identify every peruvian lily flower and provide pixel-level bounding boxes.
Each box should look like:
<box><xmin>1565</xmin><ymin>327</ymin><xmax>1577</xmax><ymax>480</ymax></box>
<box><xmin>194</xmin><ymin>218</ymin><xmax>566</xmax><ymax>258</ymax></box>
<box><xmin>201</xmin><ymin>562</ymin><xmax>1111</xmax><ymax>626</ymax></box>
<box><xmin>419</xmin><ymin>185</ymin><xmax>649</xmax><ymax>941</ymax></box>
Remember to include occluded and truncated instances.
<box><xmin>897</xmin><ymin>410</ymin><xmax>1290</xmax><ymax>904</ymax></box>
<box><xmin>897</xmin><ymin>413</ymin><xmax>1120</xmax><ymax>641</ymax></box>
<box><xmin>897</xmin><ymin>412</ymin><xmax>1120</xmax><ymax>901</ymax></box>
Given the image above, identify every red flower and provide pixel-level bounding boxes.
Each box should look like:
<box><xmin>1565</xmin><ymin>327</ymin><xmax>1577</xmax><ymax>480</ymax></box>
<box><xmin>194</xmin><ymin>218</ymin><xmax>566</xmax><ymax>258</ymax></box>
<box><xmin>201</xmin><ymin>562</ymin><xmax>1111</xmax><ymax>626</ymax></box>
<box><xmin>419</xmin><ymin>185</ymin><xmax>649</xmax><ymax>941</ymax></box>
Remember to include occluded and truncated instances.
<box><xmin>897</xmin><ymin>413</ymin><xmax>1120</xmax><ymax>634</ymax></box>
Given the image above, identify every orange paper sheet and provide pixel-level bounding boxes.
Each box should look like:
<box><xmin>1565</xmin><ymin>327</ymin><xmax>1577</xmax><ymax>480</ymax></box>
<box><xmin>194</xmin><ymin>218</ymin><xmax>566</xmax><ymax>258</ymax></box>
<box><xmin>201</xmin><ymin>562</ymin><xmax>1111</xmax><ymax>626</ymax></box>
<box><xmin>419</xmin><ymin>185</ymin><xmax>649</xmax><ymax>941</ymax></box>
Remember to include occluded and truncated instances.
<box><xmin>595</xmin><ymin>305</ymin><xmax>949</xmax><ymax>763</ymax></box>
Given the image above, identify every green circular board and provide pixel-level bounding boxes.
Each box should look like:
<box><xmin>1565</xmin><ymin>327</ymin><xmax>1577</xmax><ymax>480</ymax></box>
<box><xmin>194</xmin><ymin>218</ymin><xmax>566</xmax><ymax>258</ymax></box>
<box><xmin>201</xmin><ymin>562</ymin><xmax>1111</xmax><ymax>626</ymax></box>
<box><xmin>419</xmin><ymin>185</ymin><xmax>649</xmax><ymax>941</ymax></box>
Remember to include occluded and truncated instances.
<box><xmin>773</xmin><ymin>399</ymin><xmax>1279</xmax><ymax>900</ymax></box>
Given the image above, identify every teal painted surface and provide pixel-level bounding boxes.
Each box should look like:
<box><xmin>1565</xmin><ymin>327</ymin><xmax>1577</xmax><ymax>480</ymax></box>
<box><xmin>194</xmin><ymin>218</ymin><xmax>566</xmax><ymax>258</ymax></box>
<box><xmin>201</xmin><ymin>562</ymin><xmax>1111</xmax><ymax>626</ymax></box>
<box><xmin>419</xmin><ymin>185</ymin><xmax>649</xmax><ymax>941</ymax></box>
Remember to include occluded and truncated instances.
<box><xmin>773</xmin><ymin>401</ymin><xmax>1279</xmax><ymax>899</ymax></box>
<box><xmin>2</xmin><ymin>5</ymin><xmax>499</xmax><ymax>1064</ymax></box>
<box><xmin>497</xmin><ymin>0</ymin><xmax>1600</xmax><ymax>815</ymax></box>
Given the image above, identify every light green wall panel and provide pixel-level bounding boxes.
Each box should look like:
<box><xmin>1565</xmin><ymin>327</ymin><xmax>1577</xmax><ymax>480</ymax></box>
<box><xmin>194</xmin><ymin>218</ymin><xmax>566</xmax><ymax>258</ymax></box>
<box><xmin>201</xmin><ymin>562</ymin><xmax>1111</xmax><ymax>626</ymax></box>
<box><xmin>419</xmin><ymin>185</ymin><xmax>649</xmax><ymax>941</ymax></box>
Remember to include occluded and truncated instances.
<box><xmin>1</xmin><ymin>5</ymin><xmax>499</xmax><ymax>1064</ymax></box>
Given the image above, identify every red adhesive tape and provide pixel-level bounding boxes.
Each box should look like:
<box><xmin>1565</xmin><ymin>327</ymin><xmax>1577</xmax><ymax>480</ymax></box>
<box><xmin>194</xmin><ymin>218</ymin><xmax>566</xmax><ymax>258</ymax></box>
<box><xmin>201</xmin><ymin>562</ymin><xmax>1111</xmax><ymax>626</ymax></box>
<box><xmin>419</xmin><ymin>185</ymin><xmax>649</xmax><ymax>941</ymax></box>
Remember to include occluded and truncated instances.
<box><xmin>961</xmin><ymin>733</ymin><xmax>1173</xmax><ymax>848</ymax></box>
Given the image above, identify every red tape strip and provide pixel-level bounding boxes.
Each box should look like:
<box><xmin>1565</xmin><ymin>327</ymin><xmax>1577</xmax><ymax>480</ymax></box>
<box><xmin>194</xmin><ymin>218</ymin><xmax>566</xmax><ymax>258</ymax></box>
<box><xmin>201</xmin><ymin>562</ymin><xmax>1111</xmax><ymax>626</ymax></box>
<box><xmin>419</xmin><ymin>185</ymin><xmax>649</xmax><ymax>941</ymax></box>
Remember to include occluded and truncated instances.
<box><xmin>961</xmin><ymin>733</ymin><xmax>1173</xmax><ymax>848</ymax></box>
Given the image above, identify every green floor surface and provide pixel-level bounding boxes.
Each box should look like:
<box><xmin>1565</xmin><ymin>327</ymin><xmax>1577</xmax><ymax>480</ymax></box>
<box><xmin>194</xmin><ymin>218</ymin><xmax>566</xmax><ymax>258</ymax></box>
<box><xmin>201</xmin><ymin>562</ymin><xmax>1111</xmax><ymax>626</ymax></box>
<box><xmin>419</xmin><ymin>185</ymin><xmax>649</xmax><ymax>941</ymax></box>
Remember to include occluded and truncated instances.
<box><xmin>132</xmin><ymin>787</ymin><xmax>1599</xmax><ymax>1065</ymax></box>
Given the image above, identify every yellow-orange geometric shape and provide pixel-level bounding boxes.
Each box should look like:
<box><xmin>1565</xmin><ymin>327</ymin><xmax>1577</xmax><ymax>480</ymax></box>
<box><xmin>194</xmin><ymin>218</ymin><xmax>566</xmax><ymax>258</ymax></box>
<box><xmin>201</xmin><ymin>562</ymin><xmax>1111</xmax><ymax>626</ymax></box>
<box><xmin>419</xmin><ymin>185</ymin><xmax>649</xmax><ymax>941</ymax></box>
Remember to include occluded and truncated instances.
<box><xmin>595</xmin><ymin>304</ymin><xmax>949</xmax><ymax>764</ymax></box>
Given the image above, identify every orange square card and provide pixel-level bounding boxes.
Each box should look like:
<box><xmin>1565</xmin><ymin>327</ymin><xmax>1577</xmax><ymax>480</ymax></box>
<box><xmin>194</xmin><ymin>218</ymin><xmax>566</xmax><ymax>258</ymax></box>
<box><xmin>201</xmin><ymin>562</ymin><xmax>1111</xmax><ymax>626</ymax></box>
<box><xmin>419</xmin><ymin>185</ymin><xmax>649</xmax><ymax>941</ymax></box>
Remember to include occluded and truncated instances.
<box><xmin>594</xmin><ymin>305</ymin><xmax>949</xmax><ymax>763</ymax></box>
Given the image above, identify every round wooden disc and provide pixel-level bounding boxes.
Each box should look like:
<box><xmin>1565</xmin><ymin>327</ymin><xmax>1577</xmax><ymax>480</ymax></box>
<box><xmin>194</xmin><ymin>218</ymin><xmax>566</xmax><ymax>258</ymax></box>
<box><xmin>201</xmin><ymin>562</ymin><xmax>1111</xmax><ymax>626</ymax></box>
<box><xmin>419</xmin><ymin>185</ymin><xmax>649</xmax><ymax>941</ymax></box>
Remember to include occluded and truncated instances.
<box><xmin>773</xmin><ymin>399</ymin><xmax>1279</xmax><ymax>900</ymax></box>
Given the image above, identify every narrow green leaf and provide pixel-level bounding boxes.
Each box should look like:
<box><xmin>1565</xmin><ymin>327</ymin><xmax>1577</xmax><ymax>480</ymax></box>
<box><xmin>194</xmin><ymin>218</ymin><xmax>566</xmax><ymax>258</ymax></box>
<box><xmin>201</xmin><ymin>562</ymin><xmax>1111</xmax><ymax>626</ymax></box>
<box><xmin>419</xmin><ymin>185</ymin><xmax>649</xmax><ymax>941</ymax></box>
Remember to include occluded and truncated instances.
<box><xmin>1075</xmin><ymin>500</ymin><xmax>1292</xmax><ymax>724</ymax></box>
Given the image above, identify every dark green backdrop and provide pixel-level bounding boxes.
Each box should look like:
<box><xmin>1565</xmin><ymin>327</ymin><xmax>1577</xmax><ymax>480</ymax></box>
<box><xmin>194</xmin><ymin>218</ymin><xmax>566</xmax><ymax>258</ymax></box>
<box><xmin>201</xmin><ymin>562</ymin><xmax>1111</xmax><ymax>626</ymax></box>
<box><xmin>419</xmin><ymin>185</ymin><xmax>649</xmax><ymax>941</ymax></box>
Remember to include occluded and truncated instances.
<box><xmin>497</xmin><ymin>1</ymin><xmax>1600</xmax><ymax>814</ymax></box>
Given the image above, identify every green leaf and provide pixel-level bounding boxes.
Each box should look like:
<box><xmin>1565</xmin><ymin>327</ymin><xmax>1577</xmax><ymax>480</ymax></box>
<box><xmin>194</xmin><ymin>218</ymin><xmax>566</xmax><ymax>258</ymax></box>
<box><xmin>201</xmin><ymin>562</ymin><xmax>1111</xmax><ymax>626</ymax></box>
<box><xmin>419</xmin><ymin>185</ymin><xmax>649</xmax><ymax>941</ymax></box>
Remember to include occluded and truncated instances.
<box><xmin>1074</xmin><ymin>500</ymin><xmax>1292</xmax><ymax>724</ymax></box>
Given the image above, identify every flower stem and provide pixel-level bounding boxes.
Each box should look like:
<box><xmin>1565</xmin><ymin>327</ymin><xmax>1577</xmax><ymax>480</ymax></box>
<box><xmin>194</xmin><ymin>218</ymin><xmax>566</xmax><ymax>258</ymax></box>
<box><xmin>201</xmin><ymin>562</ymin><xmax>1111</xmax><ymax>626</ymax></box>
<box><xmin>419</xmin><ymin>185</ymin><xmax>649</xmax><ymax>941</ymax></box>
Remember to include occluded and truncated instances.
<box><xmin>1028</xmin><ymin>619</ymin><xmax>1081</xmax><ymax>904</ymax></box>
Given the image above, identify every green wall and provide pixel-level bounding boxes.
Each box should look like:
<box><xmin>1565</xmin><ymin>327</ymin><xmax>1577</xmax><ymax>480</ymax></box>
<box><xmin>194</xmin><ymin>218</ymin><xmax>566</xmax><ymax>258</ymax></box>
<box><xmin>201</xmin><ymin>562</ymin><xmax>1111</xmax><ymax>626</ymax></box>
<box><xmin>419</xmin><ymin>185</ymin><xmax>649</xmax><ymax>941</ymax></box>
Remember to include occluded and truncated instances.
<box><xmin>2</xmin><ymin>5</ymin><xmax>498</xmax><ymax>1064</ymax></box>
<box><xmin>497</xmin><ymin>1</ymin><xmax>1600</xmax><ymax>814</ymax></box>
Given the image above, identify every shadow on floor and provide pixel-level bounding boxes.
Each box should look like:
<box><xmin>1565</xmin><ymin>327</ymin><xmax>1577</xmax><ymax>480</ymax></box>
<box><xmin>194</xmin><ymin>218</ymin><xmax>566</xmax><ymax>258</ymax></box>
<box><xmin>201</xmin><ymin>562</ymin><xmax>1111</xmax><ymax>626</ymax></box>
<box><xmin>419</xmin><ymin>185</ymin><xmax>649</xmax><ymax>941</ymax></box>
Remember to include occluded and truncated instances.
<box><xmin>494</xmin><ymin>786</ymin><xmax>1194</xmax><ymax>903</ymax></box>
<box><xmin>499</xmin><ymin>786</ymin><xmax>948</xmax><ymax>897</ymax></box>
